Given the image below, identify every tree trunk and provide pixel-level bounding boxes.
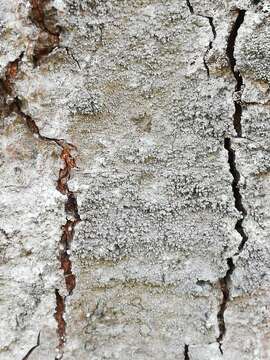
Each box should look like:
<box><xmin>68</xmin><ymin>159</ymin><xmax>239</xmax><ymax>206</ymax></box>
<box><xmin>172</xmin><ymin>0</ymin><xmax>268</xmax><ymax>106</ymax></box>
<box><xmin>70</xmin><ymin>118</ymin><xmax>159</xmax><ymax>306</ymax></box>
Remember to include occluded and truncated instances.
<box><xmin>0</xmin><ymin>1</ymin><xmax>269</xmax><ymax>359</ymax></box>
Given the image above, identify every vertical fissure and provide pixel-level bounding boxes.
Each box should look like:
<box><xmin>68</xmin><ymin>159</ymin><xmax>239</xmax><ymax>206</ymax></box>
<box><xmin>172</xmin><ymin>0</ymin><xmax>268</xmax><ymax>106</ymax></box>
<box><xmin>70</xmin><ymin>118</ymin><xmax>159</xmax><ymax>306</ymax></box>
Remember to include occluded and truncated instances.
<box><xmin>202</xmin><ymin>16</ymin><xmax>217</xmax><ymax>77</ymax></box>
<box><xmin>185</xmin><ymin>1</ymin><xmax>216</xmax><ymax>77</ymax></box>
<box><xmin>186</xmin><ymin>0</ymin><xmax>194</xmax><ymax>14</ymax></box>
<box><xmin>226</xmin><ymin>9</ymin><xmax>246</xmax><ymax>137</ymax></box>
<box><xmin>224</xmin><ymin>138</ymin><xmax>248</xmax><ymax>248</ymax></box>
<box><xmin>29</xmin><ymin>2</ymin><xmax>80</xmax><ymax>357</ymax></box>
<box><xmin>54</xmin><ymin>144</ymin><xmax>81</xmax><ymax>359</ymax></box>
<box><xmin>27</xmin><ymin>2</ymin><xmax>82</xmax><ymax>358</ymax></box>
<box><xmin>216</xmin><ymin>258</ymin><xmax>235</xmax><ymax>353</ymax></box>
<box><xmin>216</xmin><ymin>9</ymin><xmax>247</xmax><ymax>353</ymax></box>
<box><xmin>5</xmin><ymin>94</ymin><xmax>80</xmax><ymax>360</ymax></box>
<box><xmin>217</xmin><ymin>137</ymin><xmax>248</xmax><ymax>353</ymax></box>
<box><xmin>184</xmin><ymin>344</ymin><xmax>190</xmax><ymax>360</ymax></box>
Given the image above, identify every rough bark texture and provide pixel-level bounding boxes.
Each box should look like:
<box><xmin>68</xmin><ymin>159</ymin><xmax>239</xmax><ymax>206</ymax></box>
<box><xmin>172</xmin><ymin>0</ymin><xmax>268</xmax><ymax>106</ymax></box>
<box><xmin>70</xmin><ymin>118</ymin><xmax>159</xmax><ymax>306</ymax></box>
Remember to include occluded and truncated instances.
<box><xmin>0</xmin><ymin>0</ymin><xmax>270</xmax><ymax>359</ymax></box>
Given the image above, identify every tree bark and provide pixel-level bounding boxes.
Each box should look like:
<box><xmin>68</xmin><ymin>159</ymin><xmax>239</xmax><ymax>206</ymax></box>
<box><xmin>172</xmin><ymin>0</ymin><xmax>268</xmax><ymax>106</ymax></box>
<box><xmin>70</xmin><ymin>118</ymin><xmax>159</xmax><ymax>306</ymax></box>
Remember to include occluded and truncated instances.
<box><xmin>0</xmin><ymin>1</ymin><xmax>269</xmax><ymax>359</ymax></box>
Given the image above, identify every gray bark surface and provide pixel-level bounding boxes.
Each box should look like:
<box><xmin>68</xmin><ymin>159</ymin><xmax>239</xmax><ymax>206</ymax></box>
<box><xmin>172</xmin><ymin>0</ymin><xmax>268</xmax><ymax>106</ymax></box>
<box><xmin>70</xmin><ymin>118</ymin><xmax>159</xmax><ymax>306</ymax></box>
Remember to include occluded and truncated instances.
<box><xmin>0</xmin><ymin>0</ymin><xmax>269</xmax><ymax>359</ymax></box>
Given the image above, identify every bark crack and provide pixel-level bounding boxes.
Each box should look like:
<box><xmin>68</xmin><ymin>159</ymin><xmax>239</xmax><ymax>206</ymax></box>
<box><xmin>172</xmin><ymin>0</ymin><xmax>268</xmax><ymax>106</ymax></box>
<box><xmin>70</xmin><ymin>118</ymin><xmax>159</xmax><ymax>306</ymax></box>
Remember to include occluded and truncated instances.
<box><xmin>202</xmin><ymin>16</ymin><xmax>216</xmax><ymax>77</ymax></box>
<box><xmin>226</xmin><ymin>9</ymin><xmax>246</xmax><ymax>137</ymax></box>
<box><xmin>21</xmin><ymin>331</ymin><xmax>40</xmax><ymax>360</ymax></box>
<box><xmin>4</xmin><ymin>83</ymin><xmax>79</xmax><ymax>360</ymax></box>
<box><xmin>1</xmin><ymin>2</ymin><xmax>80</xmax><ymax>358</ymax></box>
<box><xmin>65</xmin><ymin>47</ymin><xmax>81</xmax><ymax>70</ymax></box>
<box><xmin>217</xmin><ymin>138</ymin><xmax>248</xmax><ymax>352</ymax></box>
<box><xmin>28</xmin><ymin>2</ymin><xmax>81</xmax><ymax>358</ymax></box>
<box><xmin>185</xmin><ymin>1</ymin><xmax>216</xmax><ymax>77</ymax></box>
<box><xmin>216</xmin><ymin>9</ymin><xmax>248</xmax><ymax>353</ymax></box>
<box><xmin>224</xmin><ymin>138</ymin><xmax>248</xmax><ymax>252</ymax></box>
<box><xmin>54</xmin><ymin>144</ymin><xmax>81</xmax><ymax>359</ymax></box>
<box><xmin>216</xmin><ymin>258</ymin><xmax>235</xmax><ymax>354</ymax></box>
<box><xmin>186</xmin><ymin>0</ymin><xmax>194</xmax><ymax>14</ymax></box>
<box><xmin>184</xmin><ymin>344</ymin><xmax>190</xmax><ymax>360</ymax></box>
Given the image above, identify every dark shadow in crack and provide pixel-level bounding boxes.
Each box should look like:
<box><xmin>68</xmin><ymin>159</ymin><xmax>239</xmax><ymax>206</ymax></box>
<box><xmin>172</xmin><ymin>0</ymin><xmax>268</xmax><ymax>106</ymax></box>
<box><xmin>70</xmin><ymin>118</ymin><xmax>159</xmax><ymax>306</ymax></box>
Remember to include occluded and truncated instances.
<box><xmin>22</xmin><ymin>331</ymin><xmax>41</xmax><ymax>360</ymax></box>
<box><xmin>226</xmin><ymin>9</ymin><xmax>246</xmax><ymax>137</ymax></box>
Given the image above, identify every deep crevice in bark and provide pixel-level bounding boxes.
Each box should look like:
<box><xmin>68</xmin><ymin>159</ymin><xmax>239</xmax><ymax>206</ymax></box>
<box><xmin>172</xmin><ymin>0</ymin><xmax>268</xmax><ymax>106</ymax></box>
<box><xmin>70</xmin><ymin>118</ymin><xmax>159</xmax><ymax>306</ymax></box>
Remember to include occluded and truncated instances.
<box><xmin>186</xmin><ymin>0</ymin><xmax>194</xmax><ymax>14</ymax></box>
<box><xmin>184</xmin><ymin>344</ymin><xmax>190</xmax><ymax>359</ymax></box>
<box><xmin>21</xmin><ymin>331</ymin><xmax>41</xmax><ymax>360</ymax></box>
<box><xmin>224</xmin><ymin>138</ymin><xmax>248</xmax><ymax>252</ymax></box>
<box><xmin>216</xmin><ymin>258</ymin><xmax>235</xmax><ymax>354</ymax></box>
<box><xmin>226</xmin><ymin>9</ymin><xmax>246</xmax><ymax>137</ymax></box>
<box><xmin>216</xmin><ymin>10</ymin><xmax>248</xmax><ymax>352</ymax></box>
<box><xmin>217</xmin><ymin>138</ymin><xmax>248</xmax><ymax>353</ymax></box>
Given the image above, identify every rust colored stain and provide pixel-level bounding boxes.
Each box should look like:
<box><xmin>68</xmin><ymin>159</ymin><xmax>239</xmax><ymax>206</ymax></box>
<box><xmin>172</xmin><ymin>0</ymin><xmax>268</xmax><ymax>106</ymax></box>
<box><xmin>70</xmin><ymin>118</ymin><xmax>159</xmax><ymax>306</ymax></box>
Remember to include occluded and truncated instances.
<box><xmin>33</xmin><ymin>33</ymin><xmax>60</xmax><ymax>66</ymax></box>
<box><xmin>0</xmin><ymin>53</ymin><xmax>24</xmax><ymax>117</ymax></box>
<box><xmin>57</xmin><ymin>147</ymin><xmax>77</xmax><ymax>195</ymax></box>
<box><xmin>59</xmin><ymin>219</ymin><xmax>80</xmax><ymax>295</ymax></box>
<box><xmin>3</xmin><ymin>52</ymin><xmax>24</xmax><ymax>95</ymax></box>
<box><xmin>29</xmin><ymin>0</ymin><xmax>60</xmax><ymax>35</ymax></box>
<box><xmin>55</xmin><ymin>146</ymin><xmax>81</xmax><ymax>356</ymax></box>
<box><xmin>4</xmin><ymin>53</ymin><xmax>24</xmax><ymax>94</ymax></box>
<box><xmin>29</xmin><ymin>0</ymin><xmax>61</xmax><ymax>65</ymax></box>
<box><xmin>29</xmin><ymin>0</ymin><xmax>49</xmax><ymax>31</ymax></box>
<box><xmin>54</xmin><ymin>289</ymin><xmax>66</xmax><ymax>354</ymax></box>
